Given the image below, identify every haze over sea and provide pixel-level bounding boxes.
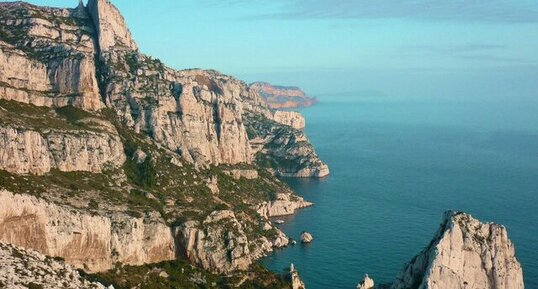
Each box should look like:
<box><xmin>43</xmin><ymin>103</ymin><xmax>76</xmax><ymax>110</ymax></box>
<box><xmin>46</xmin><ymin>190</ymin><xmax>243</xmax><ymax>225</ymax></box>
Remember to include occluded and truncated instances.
<box><xmin>261</xmin><ymin>95</ymin><xmax>538</xmax><ymax>289</ymax></box>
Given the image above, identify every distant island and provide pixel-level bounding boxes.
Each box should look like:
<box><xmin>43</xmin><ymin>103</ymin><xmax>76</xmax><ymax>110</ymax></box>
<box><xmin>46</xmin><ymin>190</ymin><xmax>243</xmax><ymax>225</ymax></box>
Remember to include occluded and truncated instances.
<box><xmin>250</xmin><ymin>82</ymin><xmax>318</xmax><ymax>109</ymax></box>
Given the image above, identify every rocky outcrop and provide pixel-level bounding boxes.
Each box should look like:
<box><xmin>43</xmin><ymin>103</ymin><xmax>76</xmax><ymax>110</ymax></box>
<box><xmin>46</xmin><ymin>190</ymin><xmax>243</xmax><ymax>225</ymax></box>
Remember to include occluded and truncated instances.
<box><xmin>246</xmin><ymin>115</ymin><xmax>329</xmax><ymax>178</ymax></box>
<box><xmin>357</xmin><ymin>274</ymin><xmax>374</xmax><ymax>289</ymax></box>
<box><xmin>250</xmin><ymin>82</ymin><xmax>317</xmax><ymax>109</ymax></box>
<box><xmin>300</xmin><ymin>232</ymin><xmax>313</xmax><ymax>244</ymax></box>
<box><xmin>0</xmin><ymin>190</ymin><xmax>175</xmax><ymax>272</ymax></box>
<box><xmin>272</xmin><ymin>110</ymin><xmax>306</xmax><ymax>130</ymax></box>
<box><xmin>0</xmin><ymin>242</ymin><xmax>110</xmax><ymax>289</ymax></box>
<box><xmin>0</xmin><ymin>2</ymin><xmax>102</xmax><ymax>111</ymax></box>
<box><xmin>175</xmin><ymin>210</ymin><xmax>273</xmax><ymax>274</ymax></box>
<box><xmin>256</xmin><ymin>193</ymin><xmax>313</xmax><ymax>218</ymax></box>
<box><xmin>0</xmin><ymin>125</ymin><xmax>125</xmax><ymax>175</ymax></box>
<box><xmin>87</xmin><ymin>0</ymin><xmax>138</xmax><ymax>51</ymax></box>
<box><xmin>98</xmin><ymin>52</ymin><xmax>253</xmax><ymax>167</ymax></box>
<box><xmin>385</xmin><ymin>211</ymin><xmax>524</xmax><ymax>289</ymax></box>
<box><xmin>289</xmin><ymin>263</ymin><xmax>306</xmax><ymax>289</ymax></box>
<box><xmin>224</xmin><ymin>169</ymin><xmax>259</xmax><ymax>180</ymax></box>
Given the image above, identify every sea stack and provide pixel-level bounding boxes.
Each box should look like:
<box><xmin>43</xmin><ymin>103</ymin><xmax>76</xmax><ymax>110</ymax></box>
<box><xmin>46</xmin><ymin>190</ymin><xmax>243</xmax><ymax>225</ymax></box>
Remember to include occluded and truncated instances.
<box><xmin>385</xmin><ymin>211</ymin><xmax>524</xmax><ymax>289</ymax></box>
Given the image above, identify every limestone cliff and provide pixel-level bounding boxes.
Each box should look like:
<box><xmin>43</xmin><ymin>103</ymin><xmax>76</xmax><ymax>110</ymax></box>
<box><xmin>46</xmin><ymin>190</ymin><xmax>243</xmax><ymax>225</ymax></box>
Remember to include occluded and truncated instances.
<box><xmin>0</xmin><ymin>2</ymin><xmax>102</xmax><ymax>111</ymax></box>
<box><xmin>250</xmin><ymin>81</ymin><xmax>317</xmax><ymax>109</ymax></box>
<box><xmin>0</xmin><ymin>125</ymin><xmax>125</xmax><ymax>175</ymax></box>
<box><xmin>0</xmin><ymin>0</ymin><xmax>328</xmax><ymax>175</ymax></box>
<box><xmin>273</xmin><ymin>110</ymin><xmax>306</xmax><ymax>130</ymax></box>
<box><xmin>0</xmin><ymin>1</ymin><xmax>323</xmax><ymax>287</ymax></box>
<box><xmin>0</xmin><ymin>190</ymin><xmax>175</xmax><ymax>273</ymax></box>
<box><xmin>383</xmin><ymin>211</ymin><xmax>524</xmax><ymax>289</ymax></box>
<box><xmin>87</xmin><ymin>0</ymin><xmax>138</xmax><ymax>51</ymax></box>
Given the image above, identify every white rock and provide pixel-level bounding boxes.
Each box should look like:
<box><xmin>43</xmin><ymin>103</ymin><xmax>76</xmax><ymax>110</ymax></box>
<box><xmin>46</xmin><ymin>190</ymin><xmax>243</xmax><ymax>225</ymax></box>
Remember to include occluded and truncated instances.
<box><xmin>357</xmin><ymin>274</ymin><xmax>374</xmax><ymax>289</ymax></box>
<box><xmin>0</xmin><ymin>190</ymin><xmax>175</xmax><ymax>273</ymax></box>
<box><xmin>387</xmin><ymin>211</ymin><xmax>524</xmax><ymax>289</ymax></box>
<box><xmin>300</xmin><ymin>232</ymin><xmax>313</xmax><ymax>243</ymax></box>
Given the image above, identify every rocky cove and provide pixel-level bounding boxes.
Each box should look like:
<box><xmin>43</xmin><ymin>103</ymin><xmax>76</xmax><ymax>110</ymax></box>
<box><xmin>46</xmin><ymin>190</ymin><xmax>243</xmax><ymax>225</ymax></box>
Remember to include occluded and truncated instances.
<box><xmin>0</xmin><ymin>1</ymin><xmax>528</xmax><ymax>288</ymax></box>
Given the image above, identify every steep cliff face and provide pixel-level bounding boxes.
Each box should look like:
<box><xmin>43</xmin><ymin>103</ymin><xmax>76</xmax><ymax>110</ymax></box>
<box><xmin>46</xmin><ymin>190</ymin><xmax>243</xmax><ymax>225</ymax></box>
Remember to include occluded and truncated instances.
<box><xmin>98</xmin><ymin>60</ymin><xmax>253</xmax><ymax>166</ymax></box>
<box><xmin>384</xmin><ymin>211</ymin><xmax>524</xmax><ymax>289</ymax></box>
<box><xmin>273</xmin><ymin>110</ymin><xmax>306</xmax><ymax>130</ymax></box>
<box><xmin>250</xmin><ymin>82</ymin><xmax>317</xmax><ymax>109</ymax></box>
<box><xmin>0</xmin><ymin>125</ymin><xmax>125</xmax><ymax>175</ymax></box>
<box><xmin>0</xmin><ymin>2</ymin><xmax>102</xmax><ymax>111</ymax></box>
<box><xmin>0</xmin><ymin>190</ymin><xmax>175</xmax><ymax>273</ymax></box>
<box><xmin>87</xmin><ymin>0</ymin><xmax>137</xmax><ymax>51</ymax></box>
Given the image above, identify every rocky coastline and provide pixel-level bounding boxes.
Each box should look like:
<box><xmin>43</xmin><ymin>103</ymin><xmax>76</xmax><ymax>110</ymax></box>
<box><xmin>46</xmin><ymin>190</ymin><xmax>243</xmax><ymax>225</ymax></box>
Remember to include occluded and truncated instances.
<box><xmin>0</xmin><ymin>1</ymin><xmax>526</xmax><ymax>289</ymax></box>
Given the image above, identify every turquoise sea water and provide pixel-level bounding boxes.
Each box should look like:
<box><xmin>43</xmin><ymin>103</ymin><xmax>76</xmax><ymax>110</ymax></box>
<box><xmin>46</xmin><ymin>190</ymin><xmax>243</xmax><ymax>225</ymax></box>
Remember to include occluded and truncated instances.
<box><xmin>261</xmin><ymin>98</ymin><xmax>538</xmax><ymax>289</ymax></box>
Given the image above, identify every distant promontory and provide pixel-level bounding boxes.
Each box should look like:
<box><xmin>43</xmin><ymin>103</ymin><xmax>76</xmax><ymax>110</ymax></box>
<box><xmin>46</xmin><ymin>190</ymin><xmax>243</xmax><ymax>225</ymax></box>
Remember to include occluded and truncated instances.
<box><xmin>250</xmin><ymin>82</ymin><xmax>318</xmax><ymax>109</ymax></box>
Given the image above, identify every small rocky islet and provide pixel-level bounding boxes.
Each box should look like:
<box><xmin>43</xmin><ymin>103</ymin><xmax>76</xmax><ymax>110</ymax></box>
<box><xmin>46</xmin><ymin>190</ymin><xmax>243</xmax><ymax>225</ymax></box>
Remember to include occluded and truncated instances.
<box><xmin>0</xmin><ymin>0</ymin><xmax>525</xmax><ymax>288</ymax></box>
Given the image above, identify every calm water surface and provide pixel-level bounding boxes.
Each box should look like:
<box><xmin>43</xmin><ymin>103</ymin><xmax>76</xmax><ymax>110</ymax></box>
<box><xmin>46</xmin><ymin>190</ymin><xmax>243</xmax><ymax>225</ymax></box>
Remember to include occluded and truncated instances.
<box><xmin>261</xmin><ymin>98</ymin><xmax>538</xmax><ymax>289</ymax></box>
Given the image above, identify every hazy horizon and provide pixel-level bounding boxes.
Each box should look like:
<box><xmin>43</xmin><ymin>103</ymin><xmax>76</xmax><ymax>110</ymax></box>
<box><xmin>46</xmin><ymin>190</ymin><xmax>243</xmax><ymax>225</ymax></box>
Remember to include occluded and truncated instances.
<box><xmin>5</xmin><ymin>0</ymin><xmax>538</xmax><ymax>100</ymax></box>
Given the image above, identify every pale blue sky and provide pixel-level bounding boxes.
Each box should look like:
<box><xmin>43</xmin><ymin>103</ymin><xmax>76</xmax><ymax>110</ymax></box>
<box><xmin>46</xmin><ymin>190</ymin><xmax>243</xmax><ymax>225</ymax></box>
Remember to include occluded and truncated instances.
<box><xmin>5</xmin><ymin>0</ymin><xmax>538</xmax><ymax>99</ymax></box>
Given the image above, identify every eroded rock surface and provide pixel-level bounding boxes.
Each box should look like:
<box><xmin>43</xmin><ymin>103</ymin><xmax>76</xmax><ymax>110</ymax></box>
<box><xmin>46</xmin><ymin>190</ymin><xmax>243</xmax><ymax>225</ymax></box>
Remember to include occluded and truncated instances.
<box><xmin>0</xmin><ymin>2</ymin><xmax>102</xmax><ymax>111</ymax></box>
<box><xmin>0</xmin><ymin>242</ymin><xmax>110</xmax><ymax>289</ymax></box>
<box><xmin>0</xmin><ymin>125</ymin><xmax>125</xmax><ymax>175</ymax></box>
<box><xmin>0</xmin><ymin>190</ymin><xmax>175</xmax><ymax>272</ymax></box>
<box><xmin>385</xmin><ymin>211</ymin><xmax>524</xmax><ymax>289</ymax></box>
<box><xmin>175</xmin><ymin>210</ymin><xmax>273</xmax><ymax>274</ymax></box>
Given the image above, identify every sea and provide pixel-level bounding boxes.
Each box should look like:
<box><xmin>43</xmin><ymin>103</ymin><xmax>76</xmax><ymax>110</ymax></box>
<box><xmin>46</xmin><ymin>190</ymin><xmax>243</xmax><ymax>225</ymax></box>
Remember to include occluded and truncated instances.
<box><xmin>261</xmin><ymin>96</ymin><xmax>538</xmax><ymax>289</ymax></box>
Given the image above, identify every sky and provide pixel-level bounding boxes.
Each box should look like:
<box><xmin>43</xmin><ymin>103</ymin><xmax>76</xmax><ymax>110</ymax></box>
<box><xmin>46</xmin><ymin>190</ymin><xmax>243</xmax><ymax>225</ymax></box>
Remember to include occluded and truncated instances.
<box><xmin>5</xmin><ymin>0</ymin><xmax>538</xmax><ymax>99</ymax></box>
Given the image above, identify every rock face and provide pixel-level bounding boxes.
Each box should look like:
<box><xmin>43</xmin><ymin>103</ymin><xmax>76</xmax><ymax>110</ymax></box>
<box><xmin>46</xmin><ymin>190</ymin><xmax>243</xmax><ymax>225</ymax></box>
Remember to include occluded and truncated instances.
<box><xmin>256</xmin><ymin>193</ymin><xmax>313</xmax><ymax>218</ymax></box>
<box><xmin>0</xmin><ymin>125</ymin><xmax>125</xmax><ymax>175</ymax></box>
<box><xmin>273</xmin><ymin>110</ymin><xmax>306</xmax><ymax>130</ymax></box>
<box><xmin>385</xmin><ymin>211</ymin><xmax>524</xmax><ymax>289</ymax></box>
<box><xmin>0</xmin><ymin>242</ymin><xmax>109</xmax><ymax>289</ymax></box>
<box><xmin>0</xmin><ymin>2</ymin><xmax>102</xmax><ymax>111</ymax></box>
<box><xmin>357</xmin><ymin>274</ymin><xmax>375</xmax><ymax>289</ymax></box>
<box><xmin>0</xmin><ymin>190</ymin><xmax>175</xmax><ymax>272</ymax></box>
<box><xmin>246</xmin><ymin>115</ymin><xmax>329</xmax><ymax>178</ymax></box>
<box><xmin>175</xmin><ymin>210</ymin><xmax>273</xmax><ymax>274</ymax></box>
<box><xmin>250</xmin><ymin>82</ymin><xmax>317</xmax><ymax>109</ymax></box>
<box><xmin>87</xmin><ymin>0</ymin><xmax>138</xmax><ymax>51</ymax></box>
